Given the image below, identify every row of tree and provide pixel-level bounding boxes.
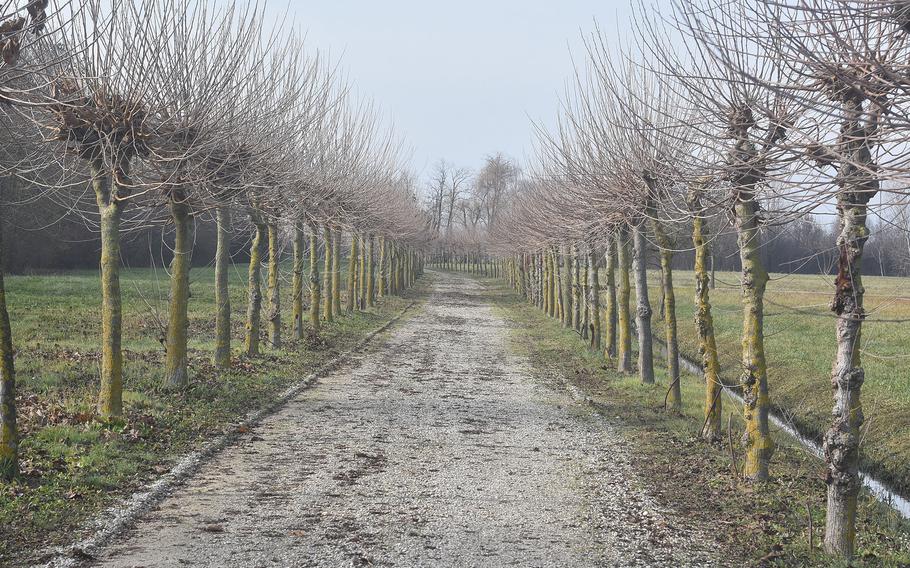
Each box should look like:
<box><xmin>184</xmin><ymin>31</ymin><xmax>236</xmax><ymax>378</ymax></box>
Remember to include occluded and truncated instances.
<box><xmin>0</xmin><ymin>0</ymin><xmax>431</xmax><ymax>485</ymax></box>
<box><xmin>446</xmin><ymin>0</ymin><xmax>910</xmax><ymax>560</ymax></box>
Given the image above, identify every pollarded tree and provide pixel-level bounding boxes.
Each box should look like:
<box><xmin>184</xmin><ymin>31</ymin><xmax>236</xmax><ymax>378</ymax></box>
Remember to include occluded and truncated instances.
<box><xmin>0</xmin><ymin>0</ymin><xmax>66</xmax><ymax>479</ymax></box>
<box><xmin>41</xmin><ymin>0</ymin><xmax>171</xmax><ymax>418</ymax></box>
<box><xmin>143</xmin><ymin>0</ymin><xmax>276</xmax><ymax>386</ymax></box>
<box><xmin>647</xmin><ymin>0</ymin><xmax>804</xmax><ymax>480</ymax></box>
<box><xmin>748</xmin><ymin>0</ymin><xmax>910</xmax><ymax>557</ymax></box>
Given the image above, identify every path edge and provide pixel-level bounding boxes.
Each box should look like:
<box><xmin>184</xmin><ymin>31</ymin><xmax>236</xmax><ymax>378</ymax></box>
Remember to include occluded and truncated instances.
<box><xmin>39</xmin><ymin>301</ymin><xmax>416</xmax><ymax>568</ymax></box>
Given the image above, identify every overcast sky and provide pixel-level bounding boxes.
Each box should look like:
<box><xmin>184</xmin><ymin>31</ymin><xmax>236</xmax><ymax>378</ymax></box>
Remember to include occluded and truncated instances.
<box><xmin>259</xmin><ymin>1</ymin><xmax>634</xmax><ymax>179</ymax></box>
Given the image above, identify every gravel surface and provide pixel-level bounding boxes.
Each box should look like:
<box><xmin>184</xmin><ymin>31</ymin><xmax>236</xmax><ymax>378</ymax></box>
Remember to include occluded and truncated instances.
<box><xmin>91</xmin><ymin>271</ymin><xmax>716</xmax><ymax>567</ymax></box>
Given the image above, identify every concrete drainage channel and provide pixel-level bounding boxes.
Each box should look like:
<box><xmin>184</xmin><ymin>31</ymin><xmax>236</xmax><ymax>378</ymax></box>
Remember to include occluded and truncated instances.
<box><xmin>655</xmin><ymin>337</ymin><xmax>910</xmax><ymax>520</ymax></box>
<box><xmin>39</xmin><ymin>302</ymin><xmax>416</xmax><ymax>568</ymax></box>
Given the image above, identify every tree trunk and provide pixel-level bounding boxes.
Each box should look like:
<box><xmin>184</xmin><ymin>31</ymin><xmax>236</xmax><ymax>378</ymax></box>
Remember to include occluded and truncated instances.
<box><xmin>266</xmin><ymin>224</ymin><xmax>281</xmax><ymax>348</ymax></box>
<box><xmin>589</xmin><ymin>243</ymin><xmax>601</xmax><ymax>351</ymax></box>
<box><xmin>367</xmin><ymin>235</ymin><xmax>376</xmax><ymax>307</ymax></box>
<box><xmin>735</xmin><ymin>192</ymin><xmax>774</xmax><ymax>481</ymax></box>
<box><xmin>632</xmin><ymin>222</ymin><xmax>654</xmax><ymax>384</ymax></box>
<box><xmin>377</xmin><ymin>237</ymin><xmax>386</xmax><ymax>297</ymax></box>
<box><xmin>332</xmin><ymin>229</ymin><xmax>342</xmax><ymax>317</ymax></box>
<box><xmin>164</xmin><ymin>198</ymin><xmax>193</xmax><ymax>387</ymax></box>
<box><xmin>616</xmin><ymin>228</ymin><xmax>633</xmax><ymax>373</ymax></box>
<box><xmin>0</xmin><ymin>202</ymin><xmax>17</xmax><ymax>479</ymax></box>
<box><xmin>244</xmin><ymin>216</ymin><xmax>266</xmax><ymax>357</ymax></box>
<box><xmin>323</xmin><ymin>226</ymin><xmax>334</xmax><ymax>323</ymax></box>
<box><xmin>604</xmin><ymin>234</ymin><xmax>617</xmax><ymax>361</ymax></box>
<box><xmin>394</xmin><ymin>244</ymin><xmax>403</xmax><ymax>293</ymax></box>
<box><xmin>651</xmin><ymin>214</ymin><xmax>679</xmax><ymax>410</ymax></box>
<box><xmin>292</xmin><ymin>223</ymin><xmax>305</xmax><ymax>340</ymax></box>
<box><xmin>213</xmin><ymin>206</ymin><xmax>232</xmax><ymax>369</ymax></box>
<box><xmin>690</xmin><ymin>189</ymin><xmax>722</xmax><ymax>442</ymax></box>
<box><xmin>574</xmin><ymin>244</ymin><xmax>582</xmax><ymax>331</ymax></box>
<box><xmin>824</xmin><ymin>97</ymin><xmax>875</xmax><ymax>559</ymax></box>
<box><xmin>358</xmin><ymin>235</ymin><xmax>367</xmax><ymax>309</ymax></box>
<box><xmin>94</xmin><ymin>165</ymin><xmax>124</xmax><ymax>417</ymax></box>
<box><xmin>309</xmin><ymin>224</ymin><xmax>321</xmax><ymax>336</ymax></box>
<box><xmin>347</xmin><ymin>234</ymin><xmax>358</xmax><ymax>313</ymax></box>
<box><xmin>563</xmin><ymin>244</ymin><xmax>573</xmax><ymax>328</ymax></box>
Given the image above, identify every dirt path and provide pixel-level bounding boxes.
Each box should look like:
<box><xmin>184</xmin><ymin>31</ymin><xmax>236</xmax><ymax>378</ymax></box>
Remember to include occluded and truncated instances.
<box><xmin>92</xmin><ymin>271</ymin><xmax>715</xmax><ymax>567</ymax></box>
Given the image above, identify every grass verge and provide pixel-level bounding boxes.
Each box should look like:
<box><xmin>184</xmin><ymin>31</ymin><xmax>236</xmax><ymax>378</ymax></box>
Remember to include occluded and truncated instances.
<box><xmin>487</xmin><ymin>277</ymin><xmax>910</xmax><ymax>567</ymax></box>
<box><xmin>1</xmin><ymin>265</ymin><xmax>429</xmax><ymax>567</ymax></box>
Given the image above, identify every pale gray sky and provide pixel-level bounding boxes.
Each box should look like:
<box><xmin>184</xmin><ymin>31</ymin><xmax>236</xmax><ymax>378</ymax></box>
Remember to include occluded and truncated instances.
<box><xmin>261</xmin><ymin>1</ymin><xmax>633</xmax><ymax>177</ymax></box>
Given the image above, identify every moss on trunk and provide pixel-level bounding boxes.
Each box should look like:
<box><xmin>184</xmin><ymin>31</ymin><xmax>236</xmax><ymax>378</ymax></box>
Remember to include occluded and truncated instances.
<box><xmin>164</xmin><ymin>197</ymin><xmax>193</xmax><ymax>387</ymax></box>
<box><xmin>213</xmin><ymin>207</ymin><xmax>231</xmax><ymax>369</ymax></box>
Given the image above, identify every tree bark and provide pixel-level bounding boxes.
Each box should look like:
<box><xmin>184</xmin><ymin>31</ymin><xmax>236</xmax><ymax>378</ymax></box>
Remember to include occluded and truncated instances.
<box><xmin>377</xmin><ymin>236</ymin><xmax>386</xmax><ymax>297</ymax></box>
<box><xmin>164</xmin><ymin>197</ymin><xmax>193</xmax><ymax>387</ymax></box>
<box><xmin>213</xmin><ymin>206</ymin><xmax>231</xmax><ymax>369</ymax></box>
<box><xmin>367</xmin><ymin>235</ymin><xmax>376</xmax><ymax>307</ymax></box>
<box><xmin>616</xmin><ymin>228</ymin><xmax>633</xmax><ymax>373</ymax></box>
<box><xmin>632</xmin><ymin>221</ymin><xmax>654</xmax><ymax>384</ymax></box>
<box><xmin>358</xmin><ymin>235</ymin><xmax>367</xmax><ymax>309</ymax></box>
<box><xmin>824</xmin><ymin>96</ymin><xmax>875</xmax><ymax>559</ymax></box>
<box><xmin>0</xmin><ymin>200</ymin><xmax>17</xmax><ymax>479</ymax></box>
<box><xmin>589</xmin><ymin>243</ymin><xmax>601</xmax><ymax>351</ymax></box>
<box><xmin>604</xmin><ymin>234</ymin><xmax>617</xmax><ymax>361</ymax></box>
<box><xmin>292</xmin><ymin>223</ymin><xmax>305</xmax><ymax>340</ymax></box>
<box><xmin>648</xmin><ymin>203</ymin><xmax>679</xmax><ymax>410</ymax></box>
<box><xmin>93</xmin><ymin>164</ymin><xmax>124</xmax><ymax>417</ymax></box>
<box><xmin>309</xmin><ymin>224</ymin><xmax>321</xmax><ymax>336</ymax></box>
<box><xmin>690</xmin><ymin>188</ymin><xmax>722</xmax><ymax>442</ymax></box>
<box><xmin>347</xmin><ymin>234</ymin><xmax>358</xmax><ymax>313</ymax></box>
<box><xmin>244</xmin><ymin>215</ymin><xmax>266</xmax><ymax>357</ymax></box>
<box><xmin>323</xmin><ymin>226</ymin><xmax>334</xmax><ymax>323</ymax></box>
<box><xmin>332</xmin><ymin>229</ymin><xmax>342</xmax><ymax>317</ymax></box>
<box><xmin>266</xmin><ymin>224</ymin><xmax>281</xmax><ymax>348</ymax></box>
<box><xmin>735</xmin><ymin>191</ymin><xmax>774</xmax><ymax>481</ymax></box>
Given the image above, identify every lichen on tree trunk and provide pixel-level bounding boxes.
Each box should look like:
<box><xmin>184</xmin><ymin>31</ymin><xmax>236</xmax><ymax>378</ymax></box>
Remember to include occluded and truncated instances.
<box><xmin>213</xmin><ymin>206</ymin><xmax>232</xmax><ymax>368</ymax></box>
<box><xmin>358</xmin><ymin>235</ymin><xmax>367</xmax><ymax>309</ymax></box>
<box><xmin>266</xmin><ymin>224</ymin><xmax>281</xmax><ymax>348</ymax></box>
<box><xmin>347</xmin><ymin>234</ymin><xmax>358</xmax><ymax>313</ymax></box>
<box><xmin>244</xmin><ymin>214</ymin><xmax>266</xmax><ymax>357</ymax></box>
<box><xmin>93</xmin><ymin>163</ymin><xmax>125</xmax><ymax>417</ymax></box>
<box><xmin>735</xmin><ymin>190</ymin><xmax>774</xmax><ymax>481</ymax></box>
<box><xmin>588</xmin><ymin>243</ymin><xmax>601</xmax><ymax>351</ymax></box>
<box><xmin>573</xmin><ymin>244</ymin><xmax>581</xmax><ymax>331</ymax></box>
<box><xmin>616</xmin><ymin>228</ymin><xmax>632</xmax><ymax>373</ymax></box>
<box><xmin>563</xmin><ymin>244</ymin><xmax>573</xmax><ymax>328</ymax></box>
<box><xmin>643</xmin><ymin>180</ymin><xmax>678</xmax><ymax>409</ymax></box>
<box><xmin>332</xmin><ymin>229</ymin><xmax>342</xmax><ymax>317</ymax></box>
<box><xmin>164</xmin><ymin>197</ymin><xmax>193</xmax><ymax>387</ymax></box>
<box><xmin>292</xmin><ymin>223</ymin><xmax>305</xmax><ymax>340</ymax></box>
<box><xmin>689</xmin><ymin>187</ymin><xmax>722</xmax><ymax>442</ymax></box>
<box><xmin>309</xmin><ymin>224</ymin><xmax>321</xmax><ymax>336</ymax></box>
<box><xmin>367</xmin><ymin>236</ymin><xmax>376</xmax><ymax>307</ymax></box>
<box><xmin>377</xmin><ymin>237</ymin><xmax>386</xmax><ymax>298</ymax></box>
<box><xmin>604</xmin><ymin>233</ymin><xmax>617</xmax><ymax>362</ymax></box>
<box><xmin>323</xmin><ymin>226</ymin><xmax>334</xmax><ymax>323</ymax></box>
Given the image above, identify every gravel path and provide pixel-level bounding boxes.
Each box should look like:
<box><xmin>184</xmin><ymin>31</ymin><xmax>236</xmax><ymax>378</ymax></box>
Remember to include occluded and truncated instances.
<box><xmin>93</xmin><ymin>271</ymin><xmax>715</xmax><ymax>567</ymax></box>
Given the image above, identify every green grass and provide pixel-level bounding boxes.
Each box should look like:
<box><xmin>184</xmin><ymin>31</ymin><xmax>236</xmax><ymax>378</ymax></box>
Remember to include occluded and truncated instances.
<box><xmin>486</xmin><ymin>275</ymin><xmax>910</xmax><ymax>566</ymax></box>
<box><xmin>0</xmin><ymin>262</ymin><xmax>425</xmax><ymax>566</ymax></box>
<box><xmin>636</xmin><ymin>270</ymin><xmax>910</xmax><ymax>498</ymax></box>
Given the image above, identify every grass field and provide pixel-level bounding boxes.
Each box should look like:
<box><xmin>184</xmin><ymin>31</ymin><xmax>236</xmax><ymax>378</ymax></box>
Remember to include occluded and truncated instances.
<box><xmin>635</xmin><ymin>270</ymin><xmax>910</xmax><ymax>498</ymax></box>
<box><xmin>490</xmin><ymin>276</ymin><xmax>910</xmax><ymax>566</ymax></box>
<box><xmin>0</xmin><ymin>263</ymin><xmax>420</xmax><ymax>566</ymax></box>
